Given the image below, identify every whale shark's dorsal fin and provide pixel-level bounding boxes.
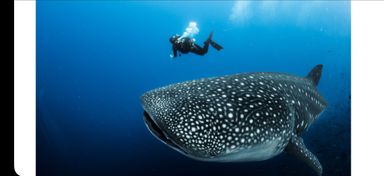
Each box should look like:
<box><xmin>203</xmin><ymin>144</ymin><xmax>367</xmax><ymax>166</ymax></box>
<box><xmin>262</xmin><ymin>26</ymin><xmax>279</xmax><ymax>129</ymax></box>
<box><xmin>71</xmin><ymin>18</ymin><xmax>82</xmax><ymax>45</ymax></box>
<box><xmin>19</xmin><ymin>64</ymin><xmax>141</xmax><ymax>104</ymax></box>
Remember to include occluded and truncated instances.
<box><xmin>306</xmin><ymin>64</ymin><xmax>323</xmax><ymax>87</ymax></box>
<box><xmin>286</xmin><ymin>135</ymin><xmax>323</xmax><ymax>176</ymax></box>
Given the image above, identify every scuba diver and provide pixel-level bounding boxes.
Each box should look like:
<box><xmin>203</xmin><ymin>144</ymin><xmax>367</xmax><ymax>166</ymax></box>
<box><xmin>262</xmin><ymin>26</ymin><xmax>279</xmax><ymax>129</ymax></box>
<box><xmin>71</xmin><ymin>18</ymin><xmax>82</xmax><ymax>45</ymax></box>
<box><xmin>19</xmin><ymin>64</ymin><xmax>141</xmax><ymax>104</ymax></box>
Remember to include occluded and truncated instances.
<box><xmin>169</xmin><ymin>32</ymin><xmax>223</xmax><ymax>58</ymax></box>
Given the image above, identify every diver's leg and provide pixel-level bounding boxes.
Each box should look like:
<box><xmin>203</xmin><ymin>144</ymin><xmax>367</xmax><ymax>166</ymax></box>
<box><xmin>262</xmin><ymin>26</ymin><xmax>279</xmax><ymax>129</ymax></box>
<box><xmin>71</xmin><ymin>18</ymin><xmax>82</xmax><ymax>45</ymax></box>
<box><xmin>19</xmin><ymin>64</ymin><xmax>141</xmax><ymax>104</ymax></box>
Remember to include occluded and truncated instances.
<box><xmin>198</xmin><ymin>32</ymin><xmax>213</xmax><ymax>54</ymax></box>
<box><xmin>191</xmin><ymin>44</ymin><xmax>208</xmax><ymax>55</ymax></box>
<box><xmin>190</xmin><ymin>32</ymin><xmax>213</xmax><ymax>56</ymax></box>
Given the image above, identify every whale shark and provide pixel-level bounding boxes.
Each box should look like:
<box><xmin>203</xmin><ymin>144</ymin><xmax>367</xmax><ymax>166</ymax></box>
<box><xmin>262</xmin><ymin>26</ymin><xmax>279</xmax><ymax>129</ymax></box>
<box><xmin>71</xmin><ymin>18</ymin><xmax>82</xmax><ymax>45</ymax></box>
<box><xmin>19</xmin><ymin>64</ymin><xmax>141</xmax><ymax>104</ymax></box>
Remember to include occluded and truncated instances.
<box><xmin>141</xmin><ymin>64</ymin><xmax>327</xmax><ymax>175</ymax></box>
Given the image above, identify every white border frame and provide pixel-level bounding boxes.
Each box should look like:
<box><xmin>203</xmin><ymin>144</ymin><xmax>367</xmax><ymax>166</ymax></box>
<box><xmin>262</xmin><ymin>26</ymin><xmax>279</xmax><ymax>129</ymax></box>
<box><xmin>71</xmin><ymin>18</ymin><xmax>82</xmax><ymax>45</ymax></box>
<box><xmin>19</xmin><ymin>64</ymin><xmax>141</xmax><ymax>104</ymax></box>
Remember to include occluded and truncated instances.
<box><xmin>352</xmin><ymin>1</ymin><xmax>384</xmax><ymax>176</ymax></box>
<box><xmin>13</xmin><ymin>1</ymin><xmax>384</xmax><ymax>176</ymax></box>
<box><xmin>14</xmin><ymin>1</ymin><xmax>36</xmax><ymax>176</ymax></box>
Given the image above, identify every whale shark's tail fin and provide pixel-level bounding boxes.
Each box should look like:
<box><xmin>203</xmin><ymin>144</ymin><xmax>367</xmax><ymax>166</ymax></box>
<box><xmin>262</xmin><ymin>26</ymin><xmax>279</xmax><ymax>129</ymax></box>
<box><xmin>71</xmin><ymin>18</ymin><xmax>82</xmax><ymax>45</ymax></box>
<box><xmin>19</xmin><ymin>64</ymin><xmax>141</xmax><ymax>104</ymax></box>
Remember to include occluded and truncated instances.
<box><xmin>306</xmin><ymin>64</ymin><xmax>323</xmax><ymax>87</ymax></box>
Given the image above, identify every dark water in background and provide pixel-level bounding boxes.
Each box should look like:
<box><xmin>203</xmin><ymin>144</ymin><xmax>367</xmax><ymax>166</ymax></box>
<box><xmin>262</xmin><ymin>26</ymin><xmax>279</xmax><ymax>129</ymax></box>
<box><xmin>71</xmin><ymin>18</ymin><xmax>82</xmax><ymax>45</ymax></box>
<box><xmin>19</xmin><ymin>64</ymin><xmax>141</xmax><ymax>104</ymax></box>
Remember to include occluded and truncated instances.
<box><xmin>37</xmin><ymin>1</ymin><xmax>351</xmax><ymax>176</ymax></box>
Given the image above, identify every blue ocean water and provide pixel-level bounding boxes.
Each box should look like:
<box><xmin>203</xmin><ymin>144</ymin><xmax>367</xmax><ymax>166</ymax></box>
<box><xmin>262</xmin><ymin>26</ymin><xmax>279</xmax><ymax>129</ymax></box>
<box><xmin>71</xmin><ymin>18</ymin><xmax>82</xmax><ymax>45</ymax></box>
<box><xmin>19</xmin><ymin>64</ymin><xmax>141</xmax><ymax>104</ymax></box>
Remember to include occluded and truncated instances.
<box><xmin>37</xmin><ymin>1</ymin><xmax>350</xmax><ymax>176</ymax></box>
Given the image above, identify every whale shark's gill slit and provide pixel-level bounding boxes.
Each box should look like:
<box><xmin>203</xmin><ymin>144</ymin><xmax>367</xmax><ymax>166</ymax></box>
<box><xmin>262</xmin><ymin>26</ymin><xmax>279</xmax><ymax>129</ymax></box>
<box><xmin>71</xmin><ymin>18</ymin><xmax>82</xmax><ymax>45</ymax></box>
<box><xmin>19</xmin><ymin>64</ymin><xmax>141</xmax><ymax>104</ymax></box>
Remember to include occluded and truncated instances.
<box><xmin>143</xmin><ymin>111</ymin><xmax>182</xmax><ymax>151</ymax></box>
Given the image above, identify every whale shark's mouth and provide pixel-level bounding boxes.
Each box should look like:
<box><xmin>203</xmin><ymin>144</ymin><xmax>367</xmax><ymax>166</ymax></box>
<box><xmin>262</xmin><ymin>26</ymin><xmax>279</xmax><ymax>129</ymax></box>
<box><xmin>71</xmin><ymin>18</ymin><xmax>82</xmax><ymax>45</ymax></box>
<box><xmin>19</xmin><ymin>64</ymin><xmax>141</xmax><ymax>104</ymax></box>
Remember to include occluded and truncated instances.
<box><xmin>143</xmin><ymin>111</ymin><xmax>183</xmax><ymax>152</ymax></box>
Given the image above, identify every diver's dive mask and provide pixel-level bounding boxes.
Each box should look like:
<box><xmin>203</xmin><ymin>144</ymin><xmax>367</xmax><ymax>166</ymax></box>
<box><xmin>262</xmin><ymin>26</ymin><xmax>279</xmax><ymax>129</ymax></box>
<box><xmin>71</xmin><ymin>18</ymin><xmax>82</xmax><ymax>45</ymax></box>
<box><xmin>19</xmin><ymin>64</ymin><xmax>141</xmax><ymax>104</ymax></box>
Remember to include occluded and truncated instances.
<box><xmin>169</xmin><ymin>35</ymin><xmax>180</xmax><ymax>44</ymax></box>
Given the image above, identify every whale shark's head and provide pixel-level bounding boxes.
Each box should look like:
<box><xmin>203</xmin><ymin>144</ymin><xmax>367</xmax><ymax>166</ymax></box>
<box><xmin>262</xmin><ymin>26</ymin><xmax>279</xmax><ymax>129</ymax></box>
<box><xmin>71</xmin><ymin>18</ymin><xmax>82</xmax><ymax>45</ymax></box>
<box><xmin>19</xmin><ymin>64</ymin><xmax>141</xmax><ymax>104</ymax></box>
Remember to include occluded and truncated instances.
<box><xmin>140</xmin><ymin>85</ymin><xmax>224</xmax><ymax>160</ymax></box>
<box><xmin>140</xmin><ymin>75</ymin><xmax>296</xmax><ymax>162</ymax></box>
<box><xmin>139</xmin><ymin>74</ymin><xmax>299</xmax><ymax>162</ymax></box>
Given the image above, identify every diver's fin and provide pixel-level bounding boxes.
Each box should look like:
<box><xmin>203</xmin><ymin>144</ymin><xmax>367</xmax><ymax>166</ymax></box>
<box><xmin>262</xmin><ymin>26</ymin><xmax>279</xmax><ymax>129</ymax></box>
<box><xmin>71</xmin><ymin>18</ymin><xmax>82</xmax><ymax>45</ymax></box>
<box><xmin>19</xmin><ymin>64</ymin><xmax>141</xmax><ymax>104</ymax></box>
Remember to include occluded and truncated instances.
<box><xmin>286</xmin><ymin>135</ymin><xmax>323</xmax><ymax>176</ymax></box>
<box><xmin>306</xmin><ymin>64</ymin><xmax>323</xmax><ymax>87</ymax></box>
<box><xmin>210</xmin><ymin>40</ymin><xmax>223</xmax><ymax>51</ymax></box>
<box><xmin>205</xmin><ymin>31</ymin><xmax>223</xmax><ymax>51</ymax></box>
<box><xmin>204</xmin><ymin>32</ymin><xmax>214</xmax><ymax>45</ymax></box>
<box><xmin>207</xmin><ymin>32</ymin><xmax>213</xmax><ymax>42</ymax></box>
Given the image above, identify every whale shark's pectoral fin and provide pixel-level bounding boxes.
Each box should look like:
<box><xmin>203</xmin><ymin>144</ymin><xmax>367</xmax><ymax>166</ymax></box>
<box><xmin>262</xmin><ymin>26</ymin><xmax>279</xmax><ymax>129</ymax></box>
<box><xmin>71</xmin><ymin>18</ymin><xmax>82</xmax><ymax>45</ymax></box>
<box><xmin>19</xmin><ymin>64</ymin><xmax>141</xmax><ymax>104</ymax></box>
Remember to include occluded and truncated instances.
<box><xmin>286</xmin><ymin>135</ymin><xmax>323</xmax><ymax>176</ymax></box>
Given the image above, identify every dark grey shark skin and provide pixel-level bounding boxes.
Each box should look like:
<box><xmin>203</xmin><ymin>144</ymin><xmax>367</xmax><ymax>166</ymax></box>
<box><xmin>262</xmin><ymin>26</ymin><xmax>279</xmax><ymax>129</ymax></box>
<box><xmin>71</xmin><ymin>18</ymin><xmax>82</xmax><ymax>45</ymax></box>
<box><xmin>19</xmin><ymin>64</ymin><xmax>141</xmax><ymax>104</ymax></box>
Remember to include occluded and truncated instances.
<box><xmin>141</xmin><ymin>64</ymin><xmax>327</xmax><ymax>176</ymax></box>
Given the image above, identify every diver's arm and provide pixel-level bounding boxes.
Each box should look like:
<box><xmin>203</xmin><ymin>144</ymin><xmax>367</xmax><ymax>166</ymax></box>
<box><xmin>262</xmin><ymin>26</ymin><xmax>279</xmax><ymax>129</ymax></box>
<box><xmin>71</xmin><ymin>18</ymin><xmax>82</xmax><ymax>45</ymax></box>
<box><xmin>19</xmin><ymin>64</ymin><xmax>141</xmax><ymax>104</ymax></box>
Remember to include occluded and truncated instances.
<box><xmin>172</xmin><ymin>45</ymin><xmax>178</xmax><ymax>58</ymax></box>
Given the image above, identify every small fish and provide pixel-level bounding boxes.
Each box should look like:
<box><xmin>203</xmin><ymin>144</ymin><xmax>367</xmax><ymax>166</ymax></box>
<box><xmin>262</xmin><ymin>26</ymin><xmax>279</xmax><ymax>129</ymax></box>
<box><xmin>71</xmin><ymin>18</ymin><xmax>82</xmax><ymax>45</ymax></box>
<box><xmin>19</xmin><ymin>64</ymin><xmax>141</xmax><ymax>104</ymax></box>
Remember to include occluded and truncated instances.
<box><xmin>141</xmin><ymin>64</ymin><xmax>327</xmax><ymax>175</ymax></box>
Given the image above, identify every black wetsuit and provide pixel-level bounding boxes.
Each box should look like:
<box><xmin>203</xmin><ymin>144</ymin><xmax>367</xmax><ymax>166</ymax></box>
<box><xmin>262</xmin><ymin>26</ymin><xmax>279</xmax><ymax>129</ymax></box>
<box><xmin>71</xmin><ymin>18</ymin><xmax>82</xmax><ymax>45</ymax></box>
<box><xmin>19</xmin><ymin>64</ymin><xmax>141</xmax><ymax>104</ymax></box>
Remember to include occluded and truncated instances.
<box><xmin>172</xmin><ymin>37</ymin><xmax>210</xmax><ymax>58</ymax></box>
